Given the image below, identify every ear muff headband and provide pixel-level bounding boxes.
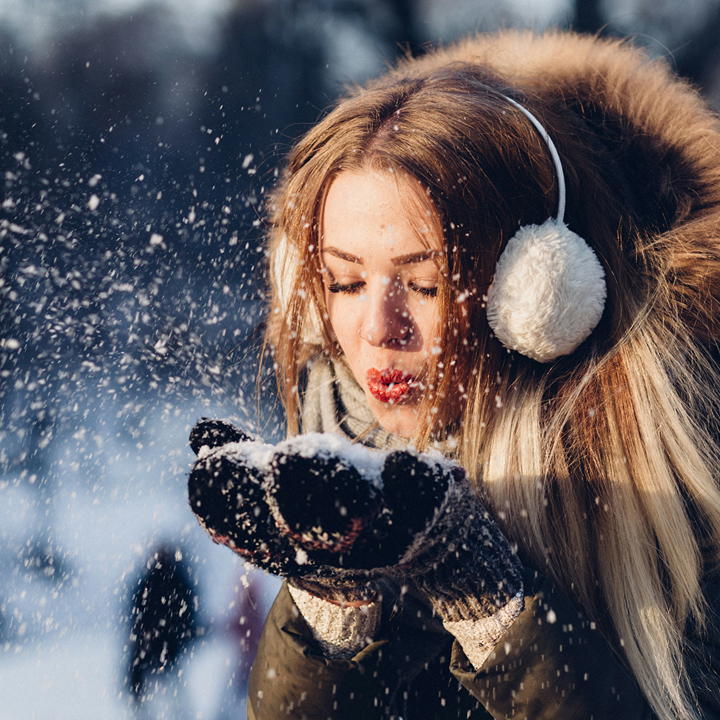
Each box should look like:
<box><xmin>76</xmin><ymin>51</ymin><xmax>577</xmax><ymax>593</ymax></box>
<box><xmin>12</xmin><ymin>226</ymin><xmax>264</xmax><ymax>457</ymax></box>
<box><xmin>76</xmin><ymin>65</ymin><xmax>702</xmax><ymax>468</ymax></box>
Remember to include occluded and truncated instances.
<box><xmin>504</xmin><ymin>96</ymin><xmax>567</xmax><ymax>222</ymax></box>
<box><xmin>485</xmin><ymin>97</ymin><xmax>607</xmax><ymax>363</ymax></box>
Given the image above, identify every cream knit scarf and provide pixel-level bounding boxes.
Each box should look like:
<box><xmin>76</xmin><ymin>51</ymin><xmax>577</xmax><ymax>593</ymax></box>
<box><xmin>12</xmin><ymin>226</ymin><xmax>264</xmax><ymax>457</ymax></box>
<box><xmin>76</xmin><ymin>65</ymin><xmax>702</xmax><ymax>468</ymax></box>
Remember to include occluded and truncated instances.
<box><xmin>300</xmin><ymin>354</ymin><xmax>409</xmax><ymax>451</ymax></box>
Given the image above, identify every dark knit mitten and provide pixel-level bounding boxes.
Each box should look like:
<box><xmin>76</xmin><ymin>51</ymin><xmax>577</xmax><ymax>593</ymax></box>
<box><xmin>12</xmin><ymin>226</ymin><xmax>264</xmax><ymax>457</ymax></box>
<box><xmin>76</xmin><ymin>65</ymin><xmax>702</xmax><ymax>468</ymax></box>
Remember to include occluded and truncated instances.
<box><xmin>188</xmin><ymin>421</ymin><xmax>380</xmax><ymax>603</ymax></box>
<box><xmin>189</xmin><ymin>421</ymin><xmax>523</xmax><ymax>620</ymax></box>
<box><xmin>189</xmin><ymin>417</ymin><xmax>254</xmax><ymax>454</ymax></box>
<box><xmin>381</xmin><ymin>451</ymin><xmax>522</xmax><ymax>622</ymax></box>
<box><xmin>188</xmin><ymin>422</ymin><xmax>296</xmax><ymax>576</ymax></box>
<box><xmin>268</xmin><ymin>439</ymin><xmax>524</xmax><ymax>623</ymax></box>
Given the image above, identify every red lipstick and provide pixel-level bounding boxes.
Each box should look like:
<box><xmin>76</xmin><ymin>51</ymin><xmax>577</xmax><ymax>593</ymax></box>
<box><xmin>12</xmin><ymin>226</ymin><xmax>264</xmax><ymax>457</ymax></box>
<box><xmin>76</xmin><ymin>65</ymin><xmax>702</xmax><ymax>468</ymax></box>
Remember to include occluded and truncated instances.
<box><xmin>366</xmin><ymin>368</ymin><xmax>414</xmax><ymax>403</ymax></box>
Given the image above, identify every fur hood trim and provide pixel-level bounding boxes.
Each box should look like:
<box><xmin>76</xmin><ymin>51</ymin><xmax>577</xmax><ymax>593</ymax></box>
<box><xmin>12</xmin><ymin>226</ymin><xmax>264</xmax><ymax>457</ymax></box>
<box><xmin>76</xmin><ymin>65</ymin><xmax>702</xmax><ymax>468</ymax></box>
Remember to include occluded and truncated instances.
<box><xmin>389</xmin><ymin>30</ymin><xmax>720</xmax><ymax>341</ymax></box>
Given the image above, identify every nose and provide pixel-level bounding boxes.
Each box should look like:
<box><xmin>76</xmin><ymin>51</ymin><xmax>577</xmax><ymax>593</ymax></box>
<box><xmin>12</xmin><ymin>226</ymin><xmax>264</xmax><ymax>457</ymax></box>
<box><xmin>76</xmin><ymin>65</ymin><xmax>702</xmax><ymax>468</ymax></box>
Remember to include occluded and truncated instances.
<box><xmin>359</xmin><ymin>277</ymin><xmax>414</xmax><ymax>348</ymax></box>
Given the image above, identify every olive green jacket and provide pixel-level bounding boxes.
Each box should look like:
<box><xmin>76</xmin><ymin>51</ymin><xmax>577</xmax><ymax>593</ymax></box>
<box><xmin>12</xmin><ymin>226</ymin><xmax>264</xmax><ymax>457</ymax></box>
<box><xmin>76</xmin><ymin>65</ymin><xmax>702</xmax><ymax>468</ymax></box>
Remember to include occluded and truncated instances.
<box><xmin>247</xmin><ymin>567</ymin><xmax>720</xmax><ymax>719</ymax></box>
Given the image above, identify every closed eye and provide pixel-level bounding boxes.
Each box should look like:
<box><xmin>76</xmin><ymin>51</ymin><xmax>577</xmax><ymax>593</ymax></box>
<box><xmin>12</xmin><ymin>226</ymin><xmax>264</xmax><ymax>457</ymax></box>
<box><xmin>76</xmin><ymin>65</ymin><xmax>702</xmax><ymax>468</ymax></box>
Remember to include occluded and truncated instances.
<box><xmin>409</xmin><ymin>282</ymin><xmax>437</xmax><ymax>298</ymax></box>
<box><xmin>327</xmin><ymin>281</ymin><xmax>365</xmax><ymax>295</ymax></box>
<box><xmin>327</xmin><ymin>280</ymin><xmax>437</xmax><ymax>297</ymax></box>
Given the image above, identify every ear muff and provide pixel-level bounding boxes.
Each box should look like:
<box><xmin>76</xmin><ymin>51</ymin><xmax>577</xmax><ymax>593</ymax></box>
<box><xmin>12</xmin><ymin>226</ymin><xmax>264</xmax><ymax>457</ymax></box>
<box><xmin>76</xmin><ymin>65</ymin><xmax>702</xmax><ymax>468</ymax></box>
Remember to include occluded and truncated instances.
<box><xmin>485</xmin><ymin>97</ymin><xmax>606</xmax><ymax>363</ymax></box>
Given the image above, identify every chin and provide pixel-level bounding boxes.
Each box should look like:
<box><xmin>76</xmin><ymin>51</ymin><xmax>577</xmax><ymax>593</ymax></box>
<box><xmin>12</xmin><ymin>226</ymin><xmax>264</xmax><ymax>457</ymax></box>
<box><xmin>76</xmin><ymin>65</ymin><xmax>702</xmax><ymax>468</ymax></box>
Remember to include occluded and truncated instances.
<box><xmin>369</xmin><ymin>398</ymin><xmax>419</xmax><ymax>438</ymax></box>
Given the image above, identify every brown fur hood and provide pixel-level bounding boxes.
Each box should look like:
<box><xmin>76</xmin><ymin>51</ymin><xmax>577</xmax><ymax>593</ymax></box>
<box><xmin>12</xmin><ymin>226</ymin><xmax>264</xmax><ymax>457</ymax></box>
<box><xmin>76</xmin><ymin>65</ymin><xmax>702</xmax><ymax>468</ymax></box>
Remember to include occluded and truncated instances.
<box><xmin>374</xmin><ymin>30</ymin><xmax>720</xmax><ymax>342</ymax></box>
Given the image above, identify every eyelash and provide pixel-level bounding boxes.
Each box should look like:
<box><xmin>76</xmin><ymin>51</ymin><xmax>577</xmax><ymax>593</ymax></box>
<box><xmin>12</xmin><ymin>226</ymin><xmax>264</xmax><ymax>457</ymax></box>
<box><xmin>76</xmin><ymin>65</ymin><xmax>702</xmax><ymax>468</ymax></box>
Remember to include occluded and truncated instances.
<box><xmin>327</xmin><ymin>282</ymin><xmax>364</xmax><ymax>295</ymax></box>
<box><xmin>411</xmin><ymin>283</ymin><xmax>438</xmax><ymax>298</ymax></box>
<box><xmin>327</xmin><ymin>282</ymin><xmax>437</xmax><ymax>298</ymax></box>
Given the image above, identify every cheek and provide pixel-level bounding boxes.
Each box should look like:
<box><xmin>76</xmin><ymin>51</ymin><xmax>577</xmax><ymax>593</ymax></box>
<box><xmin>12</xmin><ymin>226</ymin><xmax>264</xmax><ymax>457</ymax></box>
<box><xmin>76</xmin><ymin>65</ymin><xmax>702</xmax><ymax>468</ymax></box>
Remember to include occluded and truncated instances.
<box><xmin>413</xmin><ymin>300</ymin><xmax>441</xmax><ymax>348</ymax></box>
<box><xmin>325</xmin><ymin>293</ymin><xmax>361</xmax><ymax>349</ymax></box>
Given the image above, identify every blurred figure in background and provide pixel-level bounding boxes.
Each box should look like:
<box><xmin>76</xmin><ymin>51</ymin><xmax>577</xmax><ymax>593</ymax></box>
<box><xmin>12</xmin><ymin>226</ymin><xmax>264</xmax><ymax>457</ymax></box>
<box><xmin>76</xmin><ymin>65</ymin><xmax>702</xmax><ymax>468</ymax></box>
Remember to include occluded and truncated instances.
<box><xmin>126</xmin><ymin>544</ymin><xmax>199</xmax><ymax>719</ymax></box>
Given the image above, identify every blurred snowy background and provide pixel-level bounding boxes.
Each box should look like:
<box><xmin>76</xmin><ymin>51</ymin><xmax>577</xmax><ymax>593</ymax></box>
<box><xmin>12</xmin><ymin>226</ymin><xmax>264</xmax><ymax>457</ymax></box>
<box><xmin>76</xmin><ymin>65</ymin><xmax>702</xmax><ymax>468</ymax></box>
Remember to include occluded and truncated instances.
<box><xmin>3</xmin><ymin>0</ymin><xmax>720</xmax><ymax>718</ymax></box>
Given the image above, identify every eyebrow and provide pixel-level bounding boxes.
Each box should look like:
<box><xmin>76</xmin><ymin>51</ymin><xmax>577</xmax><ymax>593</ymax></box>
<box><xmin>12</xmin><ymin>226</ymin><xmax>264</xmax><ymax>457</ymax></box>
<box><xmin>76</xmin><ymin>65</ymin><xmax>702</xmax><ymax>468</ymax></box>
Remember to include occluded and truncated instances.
<box><xmin>322</xmin><ymin>247</ymin><xmax>436</xmax><ymax>266</ymax></box>
<box><xmin>391</xmin><ymin>251</ymin><xmax>436</xmax><ymax>266</ymax></box>
<box><xmin>322</xmin><ymin>247</ymin><xmax>361</xmax><ymax>263</ymax></box>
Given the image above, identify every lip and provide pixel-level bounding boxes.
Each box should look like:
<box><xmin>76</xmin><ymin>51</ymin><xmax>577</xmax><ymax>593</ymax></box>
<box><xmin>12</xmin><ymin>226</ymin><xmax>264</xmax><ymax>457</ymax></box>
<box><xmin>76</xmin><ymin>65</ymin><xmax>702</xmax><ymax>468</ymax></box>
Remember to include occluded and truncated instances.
<box><xmin>366</xmin><ymin>368</ymin><xmax>415</xmax><ymax>404</ymax></box>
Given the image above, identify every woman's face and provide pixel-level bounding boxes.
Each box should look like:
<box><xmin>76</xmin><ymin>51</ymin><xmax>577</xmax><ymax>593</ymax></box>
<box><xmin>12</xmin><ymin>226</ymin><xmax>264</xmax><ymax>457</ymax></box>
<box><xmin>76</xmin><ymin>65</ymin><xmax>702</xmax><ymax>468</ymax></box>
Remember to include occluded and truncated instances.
<box><xmin>320</xmin><ymin>168</ymin><xmax>442</xmax><ymax>438</ymax></box>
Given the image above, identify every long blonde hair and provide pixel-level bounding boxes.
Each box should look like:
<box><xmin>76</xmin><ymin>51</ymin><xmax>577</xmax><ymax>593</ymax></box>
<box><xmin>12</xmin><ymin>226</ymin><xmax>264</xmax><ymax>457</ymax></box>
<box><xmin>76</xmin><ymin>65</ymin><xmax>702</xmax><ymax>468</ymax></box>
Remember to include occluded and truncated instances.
<box><xmin>265</xmin><ymin>30</ymin><xmax>720</xmax><ymax>720</ymax></box>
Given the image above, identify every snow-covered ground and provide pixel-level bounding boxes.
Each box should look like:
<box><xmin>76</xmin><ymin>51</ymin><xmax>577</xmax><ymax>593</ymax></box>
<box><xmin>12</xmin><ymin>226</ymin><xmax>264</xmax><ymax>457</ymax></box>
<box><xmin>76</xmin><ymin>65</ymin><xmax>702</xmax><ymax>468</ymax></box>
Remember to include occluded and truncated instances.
<box><xmin>0</xmin><ymin>627</ymin><xmax>271</xmax><ymax>720</ymax></box>
<box><xmin>0</xmin><ymin>397</ymin><xmax>282</xmax><ymax>720</ymax></box>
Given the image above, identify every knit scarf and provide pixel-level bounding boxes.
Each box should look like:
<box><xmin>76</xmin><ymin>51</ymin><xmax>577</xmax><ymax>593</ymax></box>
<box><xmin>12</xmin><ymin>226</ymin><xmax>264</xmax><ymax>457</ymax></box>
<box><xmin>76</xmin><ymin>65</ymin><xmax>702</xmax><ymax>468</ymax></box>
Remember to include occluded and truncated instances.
<box><xmin>299</xmin><ymin>355</ymin><xmax>410</xmax><ymax>451</ymax></box>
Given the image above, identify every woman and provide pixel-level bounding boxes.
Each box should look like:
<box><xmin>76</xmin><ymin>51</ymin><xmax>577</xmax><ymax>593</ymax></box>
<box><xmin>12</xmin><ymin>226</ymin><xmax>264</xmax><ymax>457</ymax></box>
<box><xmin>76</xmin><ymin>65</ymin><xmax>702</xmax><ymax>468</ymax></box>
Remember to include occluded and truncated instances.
<box><xmin>188</xmin><ymin>30</ymin><xmax>720</xmax><ymax>719</ymax></box>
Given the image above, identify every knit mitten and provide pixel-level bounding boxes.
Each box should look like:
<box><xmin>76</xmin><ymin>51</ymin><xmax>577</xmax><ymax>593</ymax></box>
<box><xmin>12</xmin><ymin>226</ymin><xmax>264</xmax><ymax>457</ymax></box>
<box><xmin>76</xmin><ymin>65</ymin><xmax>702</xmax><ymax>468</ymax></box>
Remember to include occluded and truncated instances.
<box><xmin>189</xmin><ymin>420</ymin><xmax>524</xmax><ymax>627</ymax></box>
<box><xmin>268</xmin><ymin>440</ymin><xmax>524</xmax><ymax>623</ymax></box>
<box><xmin>188</xmin><ymin>419</ymin><xmax>293</xmax><ymax>575</ymax></box>
<box><xmin>188</xmin><ymin>419</ymin><xmax>380</xmax><ymax>603</ymax></box>
<box><xmin>189</xmin><ymin>417</ymin><xmax>252</xmax><ymax>455</ymax></box>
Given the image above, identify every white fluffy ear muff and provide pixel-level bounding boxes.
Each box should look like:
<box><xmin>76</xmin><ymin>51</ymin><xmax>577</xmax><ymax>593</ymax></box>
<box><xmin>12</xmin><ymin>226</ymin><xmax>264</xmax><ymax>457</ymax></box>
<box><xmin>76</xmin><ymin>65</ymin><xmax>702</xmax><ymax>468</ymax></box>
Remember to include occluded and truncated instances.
<box><xmin>485</xmin><ymin>97</ymin><xmax>607</xmax><ymax>363</ymax></box>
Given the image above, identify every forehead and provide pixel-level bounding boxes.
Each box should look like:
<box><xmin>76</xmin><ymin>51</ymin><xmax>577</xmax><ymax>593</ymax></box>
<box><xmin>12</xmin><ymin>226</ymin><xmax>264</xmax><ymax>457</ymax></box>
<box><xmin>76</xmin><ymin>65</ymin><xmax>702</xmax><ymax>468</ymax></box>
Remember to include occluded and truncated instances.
<box><xmin>321</xmin><ymin>168</ymin><xmax>441</xmax><ymax>257</ymax></box>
